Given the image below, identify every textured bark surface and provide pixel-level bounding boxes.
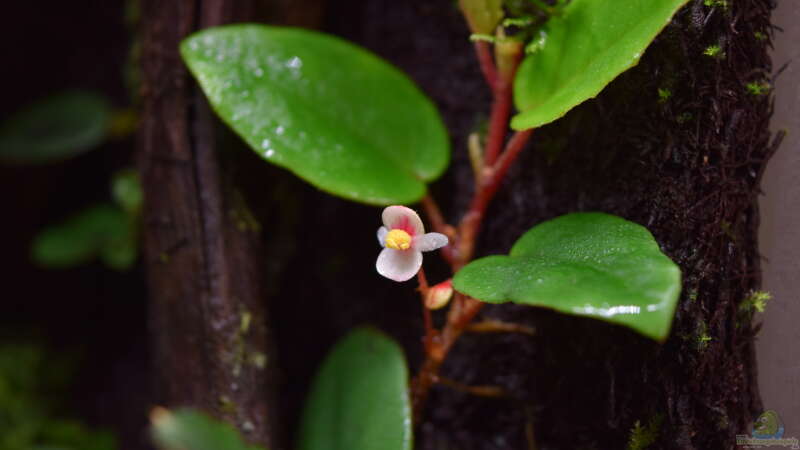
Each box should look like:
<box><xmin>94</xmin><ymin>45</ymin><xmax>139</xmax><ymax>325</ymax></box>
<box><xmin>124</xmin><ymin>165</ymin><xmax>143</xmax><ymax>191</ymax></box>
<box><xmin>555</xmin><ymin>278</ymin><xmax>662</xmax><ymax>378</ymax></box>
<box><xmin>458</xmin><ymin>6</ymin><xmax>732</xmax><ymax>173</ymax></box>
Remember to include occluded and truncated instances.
<box><xmin>137</xmin><ymin>1</ymin><xmax>278</xmax><ymax>447</ymax></box>
<box><xmin>266</xmin><ymin>1</ymin><xmax>776</xmax><ymax>449</ymax></box>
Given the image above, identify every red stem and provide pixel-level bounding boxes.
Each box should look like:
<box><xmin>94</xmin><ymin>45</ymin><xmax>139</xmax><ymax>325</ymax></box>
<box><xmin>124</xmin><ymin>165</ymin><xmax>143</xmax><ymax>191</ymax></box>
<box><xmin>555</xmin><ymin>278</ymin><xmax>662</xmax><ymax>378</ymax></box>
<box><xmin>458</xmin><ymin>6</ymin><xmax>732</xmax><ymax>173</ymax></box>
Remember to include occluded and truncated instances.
<box><xmin>474</xmin><ymin>41</ymin><xmax>498</xmax><ymax>88</ymax></box>
<box><xmin>484</xmin><ymin>130</ymin><xmax>534</xmax><ymax>204</ymax></box>
<box><xmin>421</xmin><ymin>195</ymin><xmax>456</xmax><ymax>265</ymax></box>
<box><xmin>416</xmin><ymin>269</ymin><xmax>435</xmax><ymax>354</ymax></box>
<box><xmin>410</xmin><ymin>36</ymin><xmax>532</xmax><ymax>425</ymax></box>
<box><xmin>459</xmin><ymin>130</ymin><xmax>533</xmax><ymax>265</ymax></box>
<box><xmin>412</xmin><ymin>130</ymin><xmax>533</xmax><ymax>422</ymax></box>
<box><xmin>483</xmin><ymin>79</ymin><xmax>513</xmax><ymax>166</ymax></box>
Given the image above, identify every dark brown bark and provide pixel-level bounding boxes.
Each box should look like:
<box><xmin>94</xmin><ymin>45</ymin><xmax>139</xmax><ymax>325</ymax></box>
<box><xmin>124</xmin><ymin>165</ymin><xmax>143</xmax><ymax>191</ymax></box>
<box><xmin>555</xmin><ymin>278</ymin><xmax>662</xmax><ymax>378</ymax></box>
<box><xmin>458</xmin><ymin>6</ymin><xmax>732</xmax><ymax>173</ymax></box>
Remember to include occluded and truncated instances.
<box><xmin>137</xmin><ymin>0</ymin><xmax>278</xmax><ymax>447</ymax></box>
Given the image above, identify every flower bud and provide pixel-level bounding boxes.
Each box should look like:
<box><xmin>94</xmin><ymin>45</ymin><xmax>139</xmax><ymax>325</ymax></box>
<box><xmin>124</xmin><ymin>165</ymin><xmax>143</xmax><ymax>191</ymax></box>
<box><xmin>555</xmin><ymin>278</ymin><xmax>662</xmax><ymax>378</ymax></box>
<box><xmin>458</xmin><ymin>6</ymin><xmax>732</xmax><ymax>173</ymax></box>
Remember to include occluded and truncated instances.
<box><xmin>426</xmin><ymin>279</ymin><xmax>454</xmax><ymax>310</ymax></box>
<box><xmin>459</xmin><ymin>0</ymin><xmax>504</xmax><ymax>35</ymax></box>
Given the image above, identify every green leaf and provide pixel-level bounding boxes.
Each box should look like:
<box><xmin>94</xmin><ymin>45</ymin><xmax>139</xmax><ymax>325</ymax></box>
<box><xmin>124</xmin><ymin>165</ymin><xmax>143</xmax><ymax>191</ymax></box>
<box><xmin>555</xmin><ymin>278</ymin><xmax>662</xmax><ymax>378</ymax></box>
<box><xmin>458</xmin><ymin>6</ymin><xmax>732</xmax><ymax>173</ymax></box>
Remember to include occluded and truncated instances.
<box><xmin>31</xmin><ymin>204</ymin><xmax>137</xmax><ymax>271</ymax></box>
<box><xmin>150</xmin><ymin>408</ymin><xmax>264</xmax><ymax>450</ymax></box>
<box><xmin>511</xmin><ymin>0</ymin><xmax>689</xmax><ymax>130</ymax></box>
<box><xmin>181</xmin><ymin>25</ymin><xmax>450</xmax><ymax>205</ymax></box>
<box><xmin>111</xmin><ymin>168</ymin><xmax>144</xmax><ymax>216</ymax></box>
<box><xmin>0</xmin><ymin>91</ymin><xmax>112</xmax><ymax>164</ymax></box>
<box><xmin>453</xmin><ymin>213</ymin><xmax>681</xmax><ymax>340</ymax></box>
<box><xmin>298</xmin><ymin>326</ymin><xmax>412</xmax><ymax>450</ymax></box>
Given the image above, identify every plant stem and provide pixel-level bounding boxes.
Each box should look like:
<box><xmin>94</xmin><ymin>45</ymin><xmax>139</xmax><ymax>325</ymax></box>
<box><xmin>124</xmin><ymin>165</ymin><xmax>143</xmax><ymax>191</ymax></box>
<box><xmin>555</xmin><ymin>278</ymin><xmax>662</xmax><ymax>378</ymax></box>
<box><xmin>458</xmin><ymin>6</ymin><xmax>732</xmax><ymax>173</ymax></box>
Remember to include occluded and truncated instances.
<box><xmin>458</xmin><ymin>129</ymin><xmax>533</xmax><ymax>263</ymax></box>
<box><xmin>411</xmin><ymin>34</ymin><xmax>531</xmax><ymax>425</ymax></box>
<box><xmin>416</xmin><ymin>268</ymin><xmax>435</xmax><ymax>355</ymax></box>
<box><xmin>411</xmin><ymin>130</ymin><xmax>532</xmax><ymax>421</ymax></box>
<box><xmin>483</xmin><ymin>77</ymin><xmax>513</xmax><ymax>166</ymax></box>
<box><xmin>421</xmin><ymin>195</ymin><xmax>456</xmax><ymax>265</ymax></box>
<box><xmin>466</xmin><ymin>319</ymin><xmax>536</xmax><ymax>335</ymax></box>
<box><xmin>473</xmin><ymin>41</ymin><xmax>498</xmax><ymax>88</ymax></box>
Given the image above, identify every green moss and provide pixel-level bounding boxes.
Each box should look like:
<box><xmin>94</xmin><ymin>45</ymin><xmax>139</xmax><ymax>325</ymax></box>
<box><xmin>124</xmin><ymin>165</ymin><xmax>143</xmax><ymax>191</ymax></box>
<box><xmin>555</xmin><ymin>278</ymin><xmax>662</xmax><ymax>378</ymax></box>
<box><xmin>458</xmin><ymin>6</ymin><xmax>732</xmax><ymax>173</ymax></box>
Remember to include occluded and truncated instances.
<box><xmin>746</xmin><ymin>81</ymin><xmax>771</xmax><ymax>96</ymax></box>
<box><xmin>703</xmin><ymin>0</ymin><xmax>729</xmax><ymax>9</ymax></box>
<box><xmin>753</xmin><ymin>31</ymin><xmax>767</xmax><ymax>41</ymax></box>
<box><xmin>698</xmin><ymin>333</ymin><xmax>713</xmax><ymax>349</ymax></box>
<box><xmin>657</xmin><ymin>88</ymin><xmax>672</xmax><ymax>103</ymax></box>
<box><xmin>249</xmin><ymin>352</ymin><xmax>268</xmax><ymax>370</ymax></box>
<box><xmin>695</xmin><ymin>321</ymin><xmax>713</xmax><ymax>351</ymax></box>
<box><xmin>740</xmin><ymin>290</ymin><xmax>771</xmax><ymax>314</ymax></box>
<box><xmin>0</xmin><ymin>342</ymin><xmax>116</xmax><ymax>450</ymax></box>
<box><xmin>229</xmin><ymin>190</ymin><xmax>261</xmax><ymax>233</ymax></box>
<box><xmin>703</xmin><ymin>44</ymin><xmax>724</xmax><ymax>58</ymax></box>
<box><xmin>627</xmin><ymin>414</ymin><xmax>664</xmax><ymax>450</ymax></box>
<box><xmin>240</xmin><ymin>310</ymin><xmax>252</xmax><ymax>334</ymax></box>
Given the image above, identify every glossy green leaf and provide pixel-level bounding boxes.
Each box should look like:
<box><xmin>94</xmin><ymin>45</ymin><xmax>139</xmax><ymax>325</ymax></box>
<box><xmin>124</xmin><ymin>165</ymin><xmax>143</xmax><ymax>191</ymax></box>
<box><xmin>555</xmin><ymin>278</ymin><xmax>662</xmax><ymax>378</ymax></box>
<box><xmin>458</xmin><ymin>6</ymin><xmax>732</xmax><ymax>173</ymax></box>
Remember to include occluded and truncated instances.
<box><xmin>511</xmin><ymin>0</ymin><xmax>689</xmax><ymax>130</ymax></box>
<box><xmin>0</xmin><ymin>91</ymin><xmax>112</xmax><ymax>164</ymax></box>
<box><xmin>150</xmin><ymin>408</ymin><xmax>264</xmax><ymax>450</ymax></box>
<box><xmin>181</xmin><ymin>25</ymin><xmax>450</xmax><ymax>205</ymax></box>
<box><xmin>453</xmin><ymin>213</ymin><xmax>681</xmax><ymax>340</ymax></box>
<box><xmin>31</xmin><ymin>204</ymin><xmax>137</xmax><ymax>271</ymax></box>
<box><xmin>298</xmin><ymin>326</ymin><xmax>411</xmax><ymax>450</ymax></box>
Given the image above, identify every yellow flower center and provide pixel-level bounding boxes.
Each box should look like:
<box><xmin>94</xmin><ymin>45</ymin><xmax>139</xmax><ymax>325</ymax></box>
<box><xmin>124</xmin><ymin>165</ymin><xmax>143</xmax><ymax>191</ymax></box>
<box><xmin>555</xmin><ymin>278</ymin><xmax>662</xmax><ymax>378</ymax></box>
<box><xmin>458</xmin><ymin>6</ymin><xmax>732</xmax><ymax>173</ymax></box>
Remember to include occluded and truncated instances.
<box><xmin>385</xmin><ymin>229</ymin><xmax>412</xmax><ymax>250</ymax></box>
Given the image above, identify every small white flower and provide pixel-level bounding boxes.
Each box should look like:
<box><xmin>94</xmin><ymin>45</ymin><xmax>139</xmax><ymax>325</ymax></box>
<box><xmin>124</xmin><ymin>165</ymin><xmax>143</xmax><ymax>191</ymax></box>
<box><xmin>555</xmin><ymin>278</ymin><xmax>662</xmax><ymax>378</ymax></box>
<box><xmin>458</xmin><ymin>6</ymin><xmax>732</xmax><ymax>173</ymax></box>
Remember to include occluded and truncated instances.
<box><xmin>376</xmin><ymin>205</ymin><xmax>449</xmax><ymax>282</ymax></box>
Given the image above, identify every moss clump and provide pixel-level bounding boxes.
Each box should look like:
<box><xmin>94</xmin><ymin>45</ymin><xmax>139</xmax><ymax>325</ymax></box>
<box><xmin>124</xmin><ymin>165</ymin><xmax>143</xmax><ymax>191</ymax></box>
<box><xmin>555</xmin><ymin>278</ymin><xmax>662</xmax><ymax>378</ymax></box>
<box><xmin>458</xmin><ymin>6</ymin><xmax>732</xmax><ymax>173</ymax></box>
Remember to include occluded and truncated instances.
<box><xmin>703</xmin><ymin>0</ymin><xmax>729</xmax><ymax>9</ymax></box>
<box><xmin>658</xmin><ymin>88</ymin><xmax>672</xmax><ymax>103</ymax></box>
<box><xmin>627</xmin><ymin>414</ymin><xmax>664</xmax><ymax>450</ymax></box>
<box><xmin>746</xmin><ymin>81</ymin><xmax>771</xmax><ymax>96</ymax></box>
<box><xmin>703</xmin><ymin>44</ymin><xmax>724</xmax><ymax>58</ymax></box>
<box><xmin>740</xmin><ymin>290</ymin><xmax>772</xmax><ymax>313</ymax></box>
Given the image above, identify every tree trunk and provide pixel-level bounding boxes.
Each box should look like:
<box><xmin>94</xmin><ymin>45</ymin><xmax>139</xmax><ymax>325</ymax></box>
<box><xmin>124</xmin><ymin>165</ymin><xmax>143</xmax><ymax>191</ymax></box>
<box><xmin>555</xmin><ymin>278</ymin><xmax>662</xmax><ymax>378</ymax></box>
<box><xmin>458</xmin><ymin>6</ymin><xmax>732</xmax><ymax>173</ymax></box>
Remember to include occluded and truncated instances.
<box><xmin>137</xmin><ymin>1</ymin><xmax>279</xmax><ymax>447</ymax></box>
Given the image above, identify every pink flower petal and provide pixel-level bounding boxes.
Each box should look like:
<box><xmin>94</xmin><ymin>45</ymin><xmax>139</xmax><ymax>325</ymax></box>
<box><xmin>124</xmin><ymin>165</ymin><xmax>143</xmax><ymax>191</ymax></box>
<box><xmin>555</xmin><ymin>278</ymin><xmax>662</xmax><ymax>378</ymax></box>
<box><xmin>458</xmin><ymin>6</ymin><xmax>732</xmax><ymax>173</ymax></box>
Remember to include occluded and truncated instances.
<box><xmin>382</xmin><ymin>205</ymin><xmax>424</xmax><ymax>236</ymax></box>
<box><xmin>377</xmin><ymin>226</ymin><xmax>388</xmax><ymax>246</ymax></box>
<box><xmin>376</xmin><ymin>248</ymin><xmax>423</xmax><ymax>282</ymax></box>
<box><xmin>414</xmin><ymin>232</ymin><xmax>449</xmax><ymax>252</ymax></box>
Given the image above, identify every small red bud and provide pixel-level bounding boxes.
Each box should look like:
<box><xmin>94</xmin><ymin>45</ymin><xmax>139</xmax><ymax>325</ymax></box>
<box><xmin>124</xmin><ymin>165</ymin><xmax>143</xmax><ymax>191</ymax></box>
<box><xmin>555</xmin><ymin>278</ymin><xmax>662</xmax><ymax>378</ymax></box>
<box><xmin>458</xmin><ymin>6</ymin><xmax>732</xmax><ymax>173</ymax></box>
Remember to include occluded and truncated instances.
<box><xmin>425</xmin><ymin>279</ymin><xmax>454</xmax><ymax>310</ymax></box>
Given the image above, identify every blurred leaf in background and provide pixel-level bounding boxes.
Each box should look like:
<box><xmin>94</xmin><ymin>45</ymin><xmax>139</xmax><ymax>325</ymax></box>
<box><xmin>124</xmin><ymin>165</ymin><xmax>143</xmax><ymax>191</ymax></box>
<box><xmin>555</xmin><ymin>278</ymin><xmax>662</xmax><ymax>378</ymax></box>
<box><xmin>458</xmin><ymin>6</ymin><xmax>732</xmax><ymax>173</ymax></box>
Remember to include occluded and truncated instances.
<box><xmin>0</xmin><ymin>341</ymin><xmax>116</xmax><ymax>450</ymax></box>
<box><xmin>150</xmin><ymin>408</ymin><xmax>264</xmax><ymax>450</ymax></box>
<box><xmin>110</xmin><ymin>169</ymin><xmax>143</xmax><ymax>216</ymax></box>
<box><xmin>31</xmin><ymin>168</ymin><xmax>143</xmax><ymax>272</ymax></box>
<box><xmin>0</xmin><ymin>91</ymin><xmax>113</xmax><ymax>165</ymax></box>
<box><xmin>297</xmin><ymin>326</ymin><xmax>412</xmax><ymax>450</ymax></box>
<box><xmin>31</xmin><ymin>204</ymin><xmax>136</xmax><ymax>271</ymax></box>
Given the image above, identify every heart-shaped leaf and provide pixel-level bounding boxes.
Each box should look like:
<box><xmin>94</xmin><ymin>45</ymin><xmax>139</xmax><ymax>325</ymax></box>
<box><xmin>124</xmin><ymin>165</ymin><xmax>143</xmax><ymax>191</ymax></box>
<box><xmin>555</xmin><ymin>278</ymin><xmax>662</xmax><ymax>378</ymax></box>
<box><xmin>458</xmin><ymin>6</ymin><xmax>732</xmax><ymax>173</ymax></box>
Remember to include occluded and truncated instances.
<box><xmin>511</xmin><ymin>0</ymin><xmax>689</xmax><ymax>130</ymax></box>
<box><xmin>181</xmin><ymin>25</ymin><xmax>450</xmax><ymax>205</ymax></box>
<box><xmin>150</xmin><ymin>408</ymin><xmax>264</xmax><ymax>450</ymax></box>
<box><xmin>298</xmin><ymin>326</ymin><xmax>411</xmax><ymax>450</ymax></box>
<box><xmin>0</xmin><ymin>91</ymin><xmax>112</xmax><ymax>164</ymax></box>
<box><xmin>453</xmin><ymin>213</ymin><xmax>681</xmax><ymax>340</ymax></box>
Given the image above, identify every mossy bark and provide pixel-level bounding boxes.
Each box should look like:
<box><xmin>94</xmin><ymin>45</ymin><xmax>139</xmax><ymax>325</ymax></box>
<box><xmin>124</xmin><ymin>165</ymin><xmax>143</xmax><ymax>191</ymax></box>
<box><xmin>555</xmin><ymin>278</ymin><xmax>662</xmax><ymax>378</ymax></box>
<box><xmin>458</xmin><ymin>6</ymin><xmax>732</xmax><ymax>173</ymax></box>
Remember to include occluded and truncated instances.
<box><xmin>137</xmin><ymin>0</ymin><xmax>279</xmax><ymax>447</ymax></box>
